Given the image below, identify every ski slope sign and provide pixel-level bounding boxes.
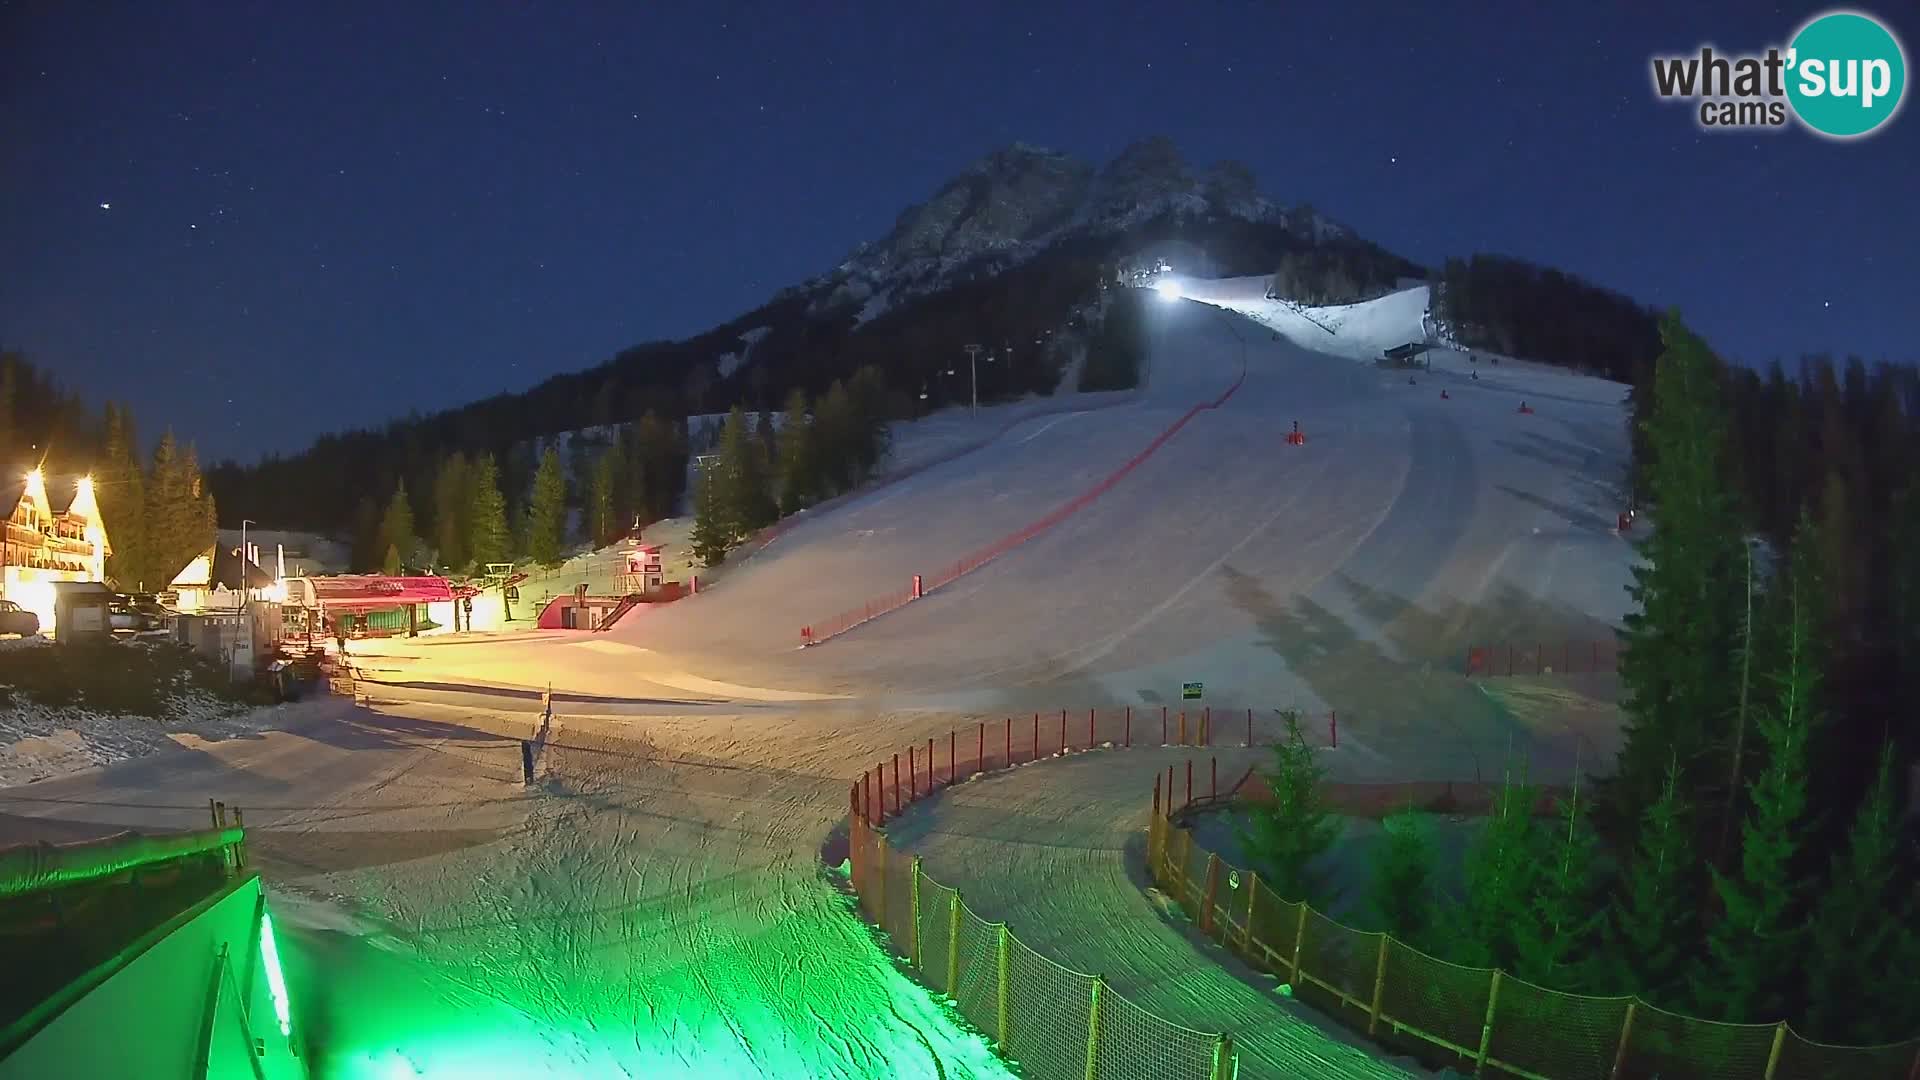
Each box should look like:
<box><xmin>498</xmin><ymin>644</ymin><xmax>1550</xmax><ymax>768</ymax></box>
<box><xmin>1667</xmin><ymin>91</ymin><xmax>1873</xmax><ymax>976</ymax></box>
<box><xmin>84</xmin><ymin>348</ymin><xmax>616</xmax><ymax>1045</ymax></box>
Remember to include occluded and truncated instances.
<box><xmin>1181</xmin><ymin>681</ymin><xmax>1203</xmax><ymax>700</ymax></box>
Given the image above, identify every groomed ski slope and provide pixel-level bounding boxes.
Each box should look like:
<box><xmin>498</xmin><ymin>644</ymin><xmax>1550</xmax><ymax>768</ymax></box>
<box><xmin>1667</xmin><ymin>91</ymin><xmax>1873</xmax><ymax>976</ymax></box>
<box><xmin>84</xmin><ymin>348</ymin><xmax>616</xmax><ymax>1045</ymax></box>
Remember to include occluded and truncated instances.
<box><xmin>2</xmin><ymin>278</ymin><xmax>1638</xmax><ymax>1078</ymax></box>
<box><xmin>358</xmin><ymin>277</ymin><xmax>1635</xmax><ymax>781</ymax></box>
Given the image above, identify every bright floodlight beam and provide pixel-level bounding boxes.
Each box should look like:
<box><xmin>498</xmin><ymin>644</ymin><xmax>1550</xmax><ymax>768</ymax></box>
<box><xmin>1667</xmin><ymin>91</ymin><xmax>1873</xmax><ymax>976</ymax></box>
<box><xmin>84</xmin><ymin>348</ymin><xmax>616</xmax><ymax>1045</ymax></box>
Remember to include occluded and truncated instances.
<box><xmin>1153</xmin><ymin>278</ymin><xmax>1183</xmax><ymax>301</ymax></box>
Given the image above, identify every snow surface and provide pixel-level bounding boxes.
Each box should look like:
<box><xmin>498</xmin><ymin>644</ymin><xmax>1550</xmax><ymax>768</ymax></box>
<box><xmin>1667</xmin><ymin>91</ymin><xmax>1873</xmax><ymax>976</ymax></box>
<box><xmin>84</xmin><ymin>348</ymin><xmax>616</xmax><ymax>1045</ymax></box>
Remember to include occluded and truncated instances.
<box><xmin>2</xmin><ymin>279</ymin><xmax>1640</xmax><ymax>1077</ymax></box>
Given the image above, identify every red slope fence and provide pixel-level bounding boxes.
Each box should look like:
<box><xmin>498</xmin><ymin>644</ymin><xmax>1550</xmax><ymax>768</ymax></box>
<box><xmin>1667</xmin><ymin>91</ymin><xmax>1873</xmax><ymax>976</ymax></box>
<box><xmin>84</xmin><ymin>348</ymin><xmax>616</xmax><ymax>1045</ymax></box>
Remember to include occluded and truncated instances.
<box><xmin>1151</xmin><ymin>761</ymin><xmax>1920</xmax><ymax>1080</ymax></box>
<box><xmin>1465</xmin><ymin>639</ymin><xmax>1619</xmax><ymax>677</ymax></box>
<box><xmin>846</xmin><ymin>705</ymin><xmax>1333</xmax><ymax>826</ymax></box>
<box><xmin>801</xmin><ymin>357</ymin><xmax>1250</xmax><ymax>647</ymax></box>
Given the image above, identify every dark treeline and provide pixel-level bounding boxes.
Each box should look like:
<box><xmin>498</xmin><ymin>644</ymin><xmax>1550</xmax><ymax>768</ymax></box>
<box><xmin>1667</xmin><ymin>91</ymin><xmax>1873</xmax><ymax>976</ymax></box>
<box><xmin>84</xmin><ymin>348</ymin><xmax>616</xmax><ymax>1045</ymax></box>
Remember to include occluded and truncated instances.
<box><xmin>0</xmin><ymin>351</ymin><xmax>216</xmax><ymax>591</ymax></box>
<box><xmin>1434</xmin><ymin>254</ymin><xmax>1662</xmax><ymax>383</ymax></box>
<box><xmin>348</xmin><ymin>411</ymin><xmax>690</xmax><ymax>574</ymax></box>
<box><xmin>206</xmin><ymin>210</ymin><xmax>1414</xmax><ymax>538</ymax></box>
<box><xmin>690</xmin><ymin>368</ymin><xmax>892</xmax><ymax>568</ymax></box>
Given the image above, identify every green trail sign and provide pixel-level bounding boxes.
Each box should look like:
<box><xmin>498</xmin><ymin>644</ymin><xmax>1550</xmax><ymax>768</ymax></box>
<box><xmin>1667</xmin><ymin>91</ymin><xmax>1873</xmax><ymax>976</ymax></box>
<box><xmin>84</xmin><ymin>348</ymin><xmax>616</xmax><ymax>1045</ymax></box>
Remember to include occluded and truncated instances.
<box><xmin>1181</xmin><ymin>681</ymin><xmax>1203</xmax><ymax>700</ymax></box>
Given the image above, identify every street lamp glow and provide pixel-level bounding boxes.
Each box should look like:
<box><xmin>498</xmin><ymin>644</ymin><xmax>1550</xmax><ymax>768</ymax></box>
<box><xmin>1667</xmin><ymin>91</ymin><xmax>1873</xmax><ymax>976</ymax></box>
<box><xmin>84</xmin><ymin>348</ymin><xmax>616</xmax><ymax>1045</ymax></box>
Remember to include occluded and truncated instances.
<box><xmin>1153</xmin><ymin>278</ymin><xmax>1184</xmax><ymax>301</ymax></box>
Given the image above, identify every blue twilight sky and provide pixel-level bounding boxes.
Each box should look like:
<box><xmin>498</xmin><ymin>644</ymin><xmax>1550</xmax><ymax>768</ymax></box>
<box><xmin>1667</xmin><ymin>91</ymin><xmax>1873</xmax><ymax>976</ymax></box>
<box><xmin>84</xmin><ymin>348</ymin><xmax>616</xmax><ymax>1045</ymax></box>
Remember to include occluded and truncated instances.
<box><xmin>2</xmin><ymin>1</ymin><xmax>1915</xmax><ymax>462</ymax></box>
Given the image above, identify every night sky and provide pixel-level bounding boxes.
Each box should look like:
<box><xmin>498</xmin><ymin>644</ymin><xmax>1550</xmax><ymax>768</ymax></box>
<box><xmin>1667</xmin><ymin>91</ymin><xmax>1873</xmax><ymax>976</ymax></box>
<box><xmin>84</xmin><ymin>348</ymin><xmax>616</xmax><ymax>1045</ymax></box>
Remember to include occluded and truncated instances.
<box><xmin>3</xmin><ymin>2</ymin><xmax>1915</xmax><ymax>462</ymax></box>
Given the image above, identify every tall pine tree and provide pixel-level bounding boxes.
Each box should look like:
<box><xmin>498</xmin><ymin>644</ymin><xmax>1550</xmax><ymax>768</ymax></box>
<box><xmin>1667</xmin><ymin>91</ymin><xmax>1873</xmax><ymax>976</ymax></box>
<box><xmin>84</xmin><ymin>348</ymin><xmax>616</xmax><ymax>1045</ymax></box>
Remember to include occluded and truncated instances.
<box><xmin>432</xmin><ymin>453</ymin><xmax>471</xmax><ymax>573</ymax></box>
<box><xmin>1513</xmin><ymin>776</ymin><xmax>1603</xmax><ymax>991</ymax></box>
<box><xmin>1605</xmin><ymin>756</ymin><xmax>1696</xmax><ymax>1005</ymax></box>
<box><xmin>378</xmin><ymin>480</ymin><xmax>416</xmax><ymax>573</ymax></box>
<box><xmin>1803</xmin><ymin>746</ymin><xmax>1920</xmax><ymax>1043</ymax></box>
<box><xmin>776</xmin><ymin>388</ymin><xmax>816</xmax><ymax>515</ymax></box>
<box><xmin>1692</xmin><ymin>513</ymin><xmax>1825</xmax><ymax>1024</ymax></box>
<box><xmin>1236</xmin><ymin>710</ymin><xmax>1338</xmax><ymax>904</ymax></box>
<box><xmin>1606</xmin><ymin>312</ymin><xmax>1745</xmax><ymax>848</ymax></box>
<box><xmin>1448</xmin><ymin>762</ymin><xmax>1540</xmax><ymax>970</ymax></box>
<box><xmin>589</xmin><ymin>446</ymin><xmax>623</xmax><ymax>546</ymax></box>
<box><xmin>466</xmin><ymin>454</ymin><xmax>511</xmax><ymax>569</ymax></box>
<box><xmin>717</xmin><ymin>406</ymin><xmax>775</xmax><ymax>538</ymax></box>
<box><xmin>689</xmin><ymin>458</ymin><xmax>731</xmax><ymax>568</ymax></box>
<box><xmin>98</xmin><ymin>403</ymin><xmax>148</xmax><ymax>589</ymax></box>
<box><xmin>525</xmin><ymin>446</ymin><xmax>568</xmax><ymax>565</ymax></box>
<box><xmin>1366</xmin><ymin>808</ymin><xmax>1437</xmax><ymax>949</ymax></box>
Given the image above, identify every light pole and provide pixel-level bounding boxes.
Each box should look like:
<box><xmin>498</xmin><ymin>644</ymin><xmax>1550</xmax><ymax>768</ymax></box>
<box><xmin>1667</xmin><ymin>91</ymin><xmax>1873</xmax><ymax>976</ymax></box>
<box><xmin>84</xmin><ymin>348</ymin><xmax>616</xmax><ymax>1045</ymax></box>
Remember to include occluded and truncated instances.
<box><xmin>240</xmin><ymin>520</ymin><xmax>254</xmax><ymax>601</ymax></box>
<box><xmin>963</xmin><ymin>344</ymin><xmax>984</xmax><ymax>416</ymax></box>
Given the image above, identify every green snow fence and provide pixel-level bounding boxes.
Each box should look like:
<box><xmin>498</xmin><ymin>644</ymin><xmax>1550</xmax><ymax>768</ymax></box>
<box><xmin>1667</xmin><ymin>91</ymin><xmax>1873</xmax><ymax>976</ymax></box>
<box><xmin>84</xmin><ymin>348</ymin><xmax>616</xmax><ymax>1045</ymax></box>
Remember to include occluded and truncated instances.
<box><xmin>1150</xmin><ymin>773</ymin><xmax>1920</xmax><ymax>1080</ymax></box>
<box><xmin>849</xmin><ymin>811</ymin><xmax>1234</xmax><ymax>1080</ymax></box>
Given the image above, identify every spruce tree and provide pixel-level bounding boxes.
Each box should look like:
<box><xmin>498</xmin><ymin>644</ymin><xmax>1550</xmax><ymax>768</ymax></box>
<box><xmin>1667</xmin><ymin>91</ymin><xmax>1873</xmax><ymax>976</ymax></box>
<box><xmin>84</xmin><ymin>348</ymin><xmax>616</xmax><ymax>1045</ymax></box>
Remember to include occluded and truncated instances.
<box><xmin>688</xmin><ymin>459</ymin><xmax>731</xmax><ymax>567</ymax></box>
<box><xmin>144</xmin><ymin>431</ymin><xmax>195</xmax><ymax>586</ymax></box>
<box><xmin>1366</xmin><ymin>808</ymin><xmax>1437</xmax><ymax>948</ymax></box>
<box><xmin>466</xmin><ymin>454</ymin><xmax>510</xmax><ymax>569</ymax></box>
<box><xmin>525</xmin><ymin>446</ymin><xmax>568</xmax><ymax>565</ymax></box>
<box><xmin>98</xmin><ymin>403</ymin><xmax>149</xmax><ymax>590</ymax></box>
<box><xmin>589</xmin><ymin>447</ymin><xmax>621</xmax><ymax>546</ymax></box>
<box><xmin>379</xmin><ymin>480</ymin><xmax>416</xmax><ymax>572</ymax></box>
<box><xmin>1605</xmin><ymin>756</ymin><xmax>1695</xmax><ymax>1005</ymax></box>
<box><xmin>814</xmin><ymin>380</ymin><xmax>856</xmax><ymax>495</ymax></box>
<box><xmin>717</xmin><ymin>406</ymin><xmax>775</xmax><ymax>538</ymax></box>
<box><xmin>1692</xmin><ymin>513</ymin><xmax>1825</xmax><ymax>1024</ymax></box>
<box><xmin>1513</xmin><ymin>778</ymin><xmax>1603</xmax><ymax>991</ymax></box>
<box><xmin>1236</xmin><ymin>709</ymin><xmax>1338</xmax><ymax>904</ymax></box>
<box><xmin>633</xmin><ymin>411</ymin><xmax>677</xmax><ymax>520</ymax></box>
<box><xmin>1449</xmin><ymin>762</ymin><xmax>1540</xmax><ymax>970</ymax></box>
<box><xmin>433</xmin><ymin>453</ymin><xmax>471</xmax><ymax>572</ymax></box>
<box><xmin>1607</xmin><ymin>312</ymin><xmax>1745</xmax><ymax>847</ymax></box>
<box><xmin>1803</xmin><ymin>746</ymin><xmax>1920</xmax><ymax>1043</ymax></box>
<box><xmin>776</xmin><ymin>388</ymin><xmax>816</xmax><ymax>515</ymax></box>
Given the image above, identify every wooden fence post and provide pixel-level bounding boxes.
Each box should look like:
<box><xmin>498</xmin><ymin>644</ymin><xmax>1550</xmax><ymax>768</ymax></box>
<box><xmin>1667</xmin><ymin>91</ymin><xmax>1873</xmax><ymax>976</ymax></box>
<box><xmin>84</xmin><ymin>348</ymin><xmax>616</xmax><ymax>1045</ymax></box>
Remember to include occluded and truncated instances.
<box><xmin>1209</xmin><ymin>1035</ymin><xmax>1233</xmax><ymax>1080</ymax></box>
<box><xmin>909</xmin><ymin>745</ymin><xmax>917</xmax><ymax>800</ymax></box>
<box><xmin>928</xmin><ymin>737</ymin><xmax>935</xmax><ymax>790</ymax></box>
<box><xmin>876</xmin><ymin>838</ymin><xmax>888</xmax><ymax>926</ymax></box>
<box><xmin>1125</xmin><ymin>705</ymin><xmax>1131</xmax><ymax>747</ymax></box>
<box><xmin>1242</xmin><ymin>872</ymin><xmax>1260</xmax><ymax>950</ymax></box>
<box><xmin>1200</xmin><ymin>854</ymin><xmax>1221</xmax><ymax>935</ymax></box>
<box><xmin>1474</xmin><ymin>971</ymin><xmax>1502</xmax><ymax>1075</ymax></box>
<box><xmin>1289</xmin><ymin>903</ymin><xmax>1308</xmax><ymax>985</ymax></box>
<box><xmin>1763</xmin><ymin>1022</ymin><xmax>1787</xmax><ymax>1080</ymax></box>
<box><xmin>996</xmin><ymin>923</ymin><xmax>1010</xmax><ymax>1049</ymax></box>
<box><xmin>1368</xmin><ymin>935</ymin><xmax>1390</xmax><ymax>1036</ymax></box>
<box><xmin>1608</xmin><ymin>1001</ymin><xmax>1638</xmax><ymax>1080</ymax></box>
<box><xmin>892</xmin><ymin>754</ymin><xmax>901</xmax><ymax>815</ymax></box>
<box><xmin>1083</xmin><ymin>976</ymin><xmax>1103</xmax><ymax>1080</ymax></box>
<box><xmin>946</xmin><ymin>891</ymin><xmax>963</xmax><ymax>994</ymax></box>
<box><xmin>910</xmin><ymin>856</ymin><xmax>923</xmax><ymax>969</ymax></box>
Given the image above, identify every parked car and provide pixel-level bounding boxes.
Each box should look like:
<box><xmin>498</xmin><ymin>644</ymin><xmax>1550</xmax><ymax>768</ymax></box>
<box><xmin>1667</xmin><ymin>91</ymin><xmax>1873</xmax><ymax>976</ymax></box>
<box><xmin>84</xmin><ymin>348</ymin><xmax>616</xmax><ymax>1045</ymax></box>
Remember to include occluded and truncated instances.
<box><xmin>108</xmin><ymin>595</ymin><xmax>167</xmax><ymax>634</ymax></box>
<box><xmin>0</xmin><ymin>599</ymin><xmax>40</xmax><ymax>637</ymax></box>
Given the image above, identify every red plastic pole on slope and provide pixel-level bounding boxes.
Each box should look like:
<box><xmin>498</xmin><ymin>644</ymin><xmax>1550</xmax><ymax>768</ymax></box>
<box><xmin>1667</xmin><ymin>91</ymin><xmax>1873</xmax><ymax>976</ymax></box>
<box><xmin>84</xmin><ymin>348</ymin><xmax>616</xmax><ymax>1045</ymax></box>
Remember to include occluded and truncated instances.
<box><xmin>1032</xmin><ymin>713</ymin><xmax>1039</xmax><ymax>762</ymax></box>
<box><xmin>892</xmin><ymin>754</ymin><xmax>901</xmax><ymax>815</ymax></box>
<box><xmin>1330</xmin><ymin>710</ymin><xmax>1339</xmax><ymax>749</ymax></box>
<box><xmin>976</xmin><ymin>722</ymin><xmax>984</xmax><ymax>776</ymax></box>
<box><xmin>1125</xmin><ymin>706</ymin><xmax>1132</xmax><ymax>748</ymax></box>
<box><xmin>850</xmin><ymin>782</ymin><xmax>860</xmax><ymax>824</ymax></box>
<box><xmin>1186</xmin><ymin>759</ymin><xmax>1193</xmax><ymax>807</ymax></box>
<box><xmin>1162</xmin><ymin>706</ymin><xmax>1169</xmax><ymax>745</ymax></box>
<box><xmin>871</xmin><ymin>765</ymin><xmax>882</xmax><ymax>825</ymax></box>
<box><xmin>1203</xmin><ymin>706</ymin><xmax>1211</xmax><ymax>747</ymax></box>
<box><xmin>1060</xmin><ymin>709</ymin><xmax>1067</xmax><ymax>755</ymax></box>
<box><xmin>928</xmin><ymin>737</ymin><xmax>935</xmax><ymax>790</ymax></box>
<box><xmin>1089</xmin><ymin>708</ymin><xmax>1096</xmax><ymax>750</ymax></box>
<box><xmin>1005</xmin><ymin>718</ymin><xmax>1012</xmax><ymax>769</ymax></box>
<box><xmin>950</xmin><ymin>731</ymin><xmax>956</xmax><ymax>785</ymax></box>
<box><xmin>1211</xmin><ymin>757</ymin><xmax>1218</xmax><ymax>800</ymax></box>
<box><xmin>1246</xmin><ymin>708</ymin><xmax>1254</xmax><ymax>748</ymax></box>
<box><xmin>908</xmin><ymin>745</ymin><xmax>917</xmax><ymax>800</ymax></box>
